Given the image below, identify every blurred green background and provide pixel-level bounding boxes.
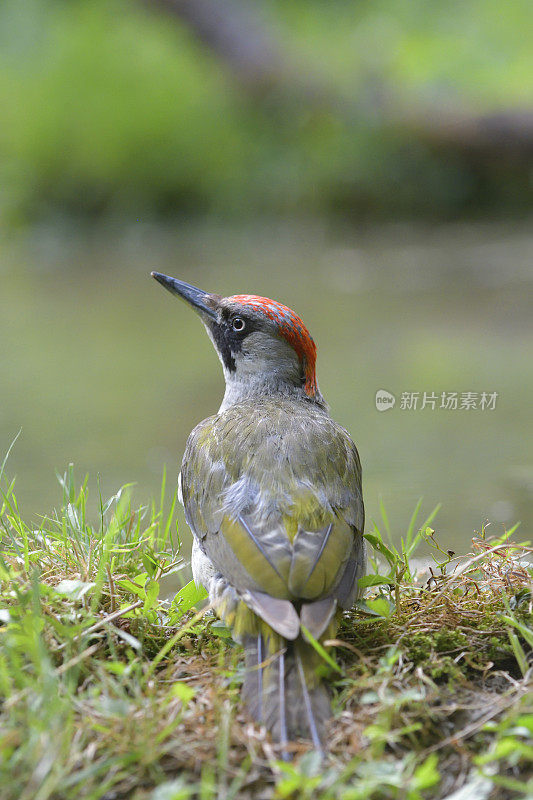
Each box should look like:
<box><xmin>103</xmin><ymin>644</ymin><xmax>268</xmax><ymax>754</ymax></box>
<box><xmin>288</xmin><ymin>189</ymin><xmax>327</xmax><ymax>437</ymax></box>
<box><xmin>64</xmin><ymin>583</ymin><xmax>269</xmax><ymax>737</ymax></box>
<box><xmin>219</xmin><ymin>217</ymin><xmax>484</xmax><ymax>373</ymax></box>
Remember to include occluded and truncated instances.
<box><xmin>1</xmin><ymin>0</ymin><xmax>532</xmax><ymax>552</ymax></box>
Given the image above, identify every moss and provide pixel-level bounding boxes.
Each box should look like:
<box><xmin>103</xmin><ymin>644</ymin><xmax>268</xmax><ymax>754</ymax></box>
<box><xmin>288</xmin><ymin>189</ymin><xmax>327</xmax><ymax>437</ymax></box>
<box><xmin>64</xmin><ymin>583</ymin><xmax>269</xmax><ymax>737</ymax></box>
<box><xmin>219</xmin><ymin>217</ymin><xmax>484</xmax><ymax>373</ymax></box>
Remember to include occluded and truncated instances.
<box><xmin>486</xmin><ymin>635</ymin><xmax>518</xmax><ymax>668</ymax></box>
<box><xmin>434</xmin><ymin>629</ymin><xmax>468</xmax><ymax>652</ymax></box>
<box><xmin>405</xmin><ymin>633</ymin><xmax>434</xmax><ymax>664</ymax></box>
<box><xmin>340</xmin><ymin>612</ymin><xmax>527</xmax><ymax>684</ymax></box>
<box><xmin>428</xmin><ymin>656</ymin><xmax>463</xmax><ymax>683</ymax></box>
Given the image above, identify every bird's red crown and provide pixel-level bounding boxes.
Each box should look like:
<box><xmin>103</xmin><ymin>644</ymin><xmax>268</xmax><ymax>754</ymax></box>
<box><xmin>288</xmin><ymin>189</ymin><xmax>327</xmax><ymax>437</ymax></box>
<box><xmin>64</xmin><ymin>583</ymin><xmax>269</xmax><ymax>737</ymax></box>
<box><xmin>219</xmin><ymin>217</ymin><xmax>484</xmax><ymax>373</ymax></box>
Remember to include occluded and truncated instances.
<box><xmin>229</xmin><ymin>295</ymin><xmax>318</xmax><ymax>397</ymax></box>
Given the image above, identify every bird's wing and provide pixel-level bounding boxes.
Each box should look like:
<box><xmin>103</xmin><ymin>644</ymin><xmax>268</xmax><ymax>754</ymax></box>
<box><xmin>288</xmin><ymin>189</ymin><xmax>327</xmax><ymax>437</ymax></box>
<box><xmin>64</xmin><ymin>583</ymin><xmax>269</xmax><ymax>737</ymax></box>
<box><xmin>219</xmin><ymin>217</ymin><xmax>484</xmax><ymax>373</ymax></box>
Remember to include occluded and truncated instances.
<box><xmin>180</xmin><ymin>400</ymin><xmax>364</xmax><ymax>616</ymax></box>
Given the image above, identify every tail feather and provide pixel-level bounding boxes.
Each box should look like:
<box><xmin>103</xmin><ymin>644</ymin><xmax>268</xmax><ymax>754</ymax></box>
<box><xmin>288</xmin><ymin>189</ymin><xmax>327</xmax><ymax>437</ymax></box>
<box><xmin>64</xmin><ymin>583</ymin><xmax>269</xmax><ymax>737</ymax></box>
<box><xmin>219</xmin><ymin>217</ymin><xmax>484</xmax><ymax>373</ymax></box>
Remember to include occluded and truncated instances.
<box><xmin>256</xmin><ymin>633</ymin><xmax>263</xmax><ymax>722</ymax></box>
<box><xmin>295</xmin><ymin>647</ymin><xmax>323</xmax><ymax>753</ymax></box>
<box><xmin>278</xmin><ymin>648</ymin><xmax>288</xmax><ymax>757</ymax></box>
<box><xmin>208</xmin><ymin>574</ymin><xmax>337</xmax><ymax>754</ymax></box>
<box><xmin>242</xmin><ymin>631</ymin><xmax>331</xmax><ymax>753</ymax></box>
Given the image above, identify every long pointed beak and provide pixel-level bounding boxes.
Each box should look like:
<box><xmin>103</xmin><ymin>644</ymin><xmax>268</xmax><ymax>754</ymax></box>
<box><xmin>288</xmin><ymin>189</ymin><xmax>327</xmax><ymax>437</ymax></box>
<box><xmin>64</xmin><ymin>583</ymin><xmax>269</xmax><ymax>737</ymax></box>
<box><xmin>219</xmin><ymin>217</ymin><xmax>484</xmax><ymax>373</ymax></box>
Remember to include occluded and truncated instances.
<box><xmin>151</xmin><ymin>272</ymin><xmax>217</xmax><ymax>320</ymax></box>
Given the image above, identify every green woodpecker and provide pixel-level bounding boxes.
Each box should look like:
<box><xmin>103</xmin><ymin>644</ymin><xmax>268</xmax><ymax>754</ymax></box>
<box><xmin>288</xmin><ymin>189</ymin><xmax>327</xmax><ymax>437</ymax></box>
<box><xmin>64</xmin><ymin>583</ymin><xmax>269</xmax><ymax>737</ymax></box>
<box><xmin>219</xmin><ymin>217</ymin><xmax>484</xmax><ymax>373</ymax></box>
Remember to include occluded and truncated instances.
<box><xmin>152</xmin><ymin>272</ymin><xmax>365</xmax><ymax>753</ymax></box>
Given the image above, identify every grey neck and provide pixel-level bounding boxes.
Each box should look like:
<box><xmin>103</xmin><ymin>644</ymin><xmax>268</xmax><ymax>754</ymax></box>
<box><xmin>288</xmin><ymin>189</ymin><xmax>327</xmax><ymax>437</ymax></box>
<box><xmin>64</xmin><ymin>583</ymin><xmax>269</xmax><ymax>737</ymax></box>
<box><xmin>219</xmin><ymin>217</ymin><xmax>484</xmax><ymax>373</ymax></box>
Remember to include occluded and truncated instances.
<box><xmin>218</xmin><ymin>372</ymin><xmax>326</xmax><ymax>413</ymax></box>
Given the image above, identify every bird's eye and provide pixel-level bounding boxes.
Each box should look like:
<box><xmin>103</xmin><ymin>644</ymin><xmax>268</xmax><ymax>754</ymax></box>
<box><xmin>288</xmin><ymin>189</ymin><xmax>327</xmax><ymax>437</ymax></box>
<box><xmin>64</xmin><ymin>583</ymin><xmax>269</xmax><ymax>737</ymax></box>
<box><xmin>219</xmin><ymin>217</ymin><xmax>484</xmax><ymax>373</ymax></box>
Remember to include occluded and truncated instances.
<box><xmin>232</xmin><ymin>317</ymin><xmax>246</xmax><ymax>332</ymax></box>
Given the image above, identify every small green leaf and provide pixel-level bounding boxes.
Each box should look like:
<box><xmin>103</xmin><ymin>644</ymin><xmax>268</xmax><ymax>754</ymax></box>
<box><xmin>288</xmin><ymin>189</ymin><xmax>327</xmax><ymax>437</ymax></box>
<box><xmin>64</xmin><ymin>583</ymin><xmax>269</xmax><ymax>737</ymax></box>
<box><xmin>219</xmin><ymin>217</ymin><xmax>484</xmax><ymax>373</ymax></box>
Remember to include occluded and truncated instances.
<box><xmin>358</xmin><ymin>574</ymin><xmax>394</xmax><ymax>589</ymax></box>
<box><xmin>143</xmin><ymin>578</ymin><xmax>159</xmax><ymax>612</ymax></box>
<box><xmin>357</xmin><ymin>596</ymin><xmax>394</xmax><ymax>618</ymax></box>
<box><xmin>412</xmin><ymin>753</ymin><xmax>440</xmax><ymax>790</ymax></box>
<box><xmin>171</xmin><ymin>682</ymin><xmax>196</xmax><ymax>705</ymax></box>
<box><xmin>172</xmin><ymin>581</ymin><xmax>208</xmax><ymax>617</ymax></box>
<box><xmin>142</xmin><ymin>551</ymin><xmax>158</xmax><ymax>577</ymax></box>
<box><xmin>105</xmin><ymin>661</ymin><xmax>127</xmax><ymax>675</ymax></box>
<box><xmin>209</xmin><ymin>620</ymin><xmax>232</xmax><ymax>639</ymax></box>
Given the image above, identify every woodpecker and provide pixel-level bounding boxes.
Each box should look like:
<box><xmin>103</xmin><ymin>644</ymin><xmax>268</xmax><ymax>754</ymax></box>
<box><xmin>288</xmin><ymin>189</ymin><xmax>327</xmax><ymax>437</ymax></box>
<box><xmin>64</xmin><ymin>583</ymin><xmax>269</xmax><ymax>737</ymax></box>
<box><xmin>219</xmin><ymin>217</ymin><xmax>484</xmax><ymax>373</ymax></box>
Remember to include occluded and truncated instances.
<box><xmin>152</xmin><ymin>272</ymin><xmax>365</xmax><ymax>754</ymax></box>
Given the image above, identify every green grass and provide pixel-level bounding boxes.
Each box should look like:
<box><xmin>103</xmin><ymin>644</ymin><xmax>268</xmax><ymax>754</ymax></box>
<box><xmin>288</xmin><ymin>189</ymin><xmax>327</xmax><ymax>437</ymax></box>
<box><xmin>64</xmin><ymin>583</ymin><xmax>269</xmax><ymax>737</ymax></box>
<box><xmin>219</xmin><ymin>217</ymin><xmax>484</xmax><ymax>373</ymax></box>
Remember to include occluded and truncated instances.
<box><xmin>0</xmin><ymin>459</ymin><xmax>532</xmax><ymax>799</ymax></box>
